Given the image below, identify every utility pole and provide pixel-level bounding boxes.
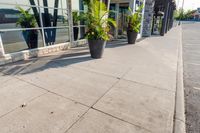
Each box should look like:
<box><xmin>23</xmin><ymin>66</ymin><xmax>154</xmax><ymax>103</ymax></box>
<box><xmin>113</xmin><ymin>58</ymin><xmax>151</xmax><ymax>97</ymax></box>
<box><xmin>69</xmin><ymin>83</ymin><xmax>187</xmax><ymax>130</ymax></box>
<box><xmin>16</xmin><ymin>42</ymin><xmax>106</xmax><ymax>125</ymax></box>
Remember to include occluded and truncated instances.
<box><xmin>179</xmin><ymin>0</ymin><xmax>185</xmax><ymax>25</ymax></box>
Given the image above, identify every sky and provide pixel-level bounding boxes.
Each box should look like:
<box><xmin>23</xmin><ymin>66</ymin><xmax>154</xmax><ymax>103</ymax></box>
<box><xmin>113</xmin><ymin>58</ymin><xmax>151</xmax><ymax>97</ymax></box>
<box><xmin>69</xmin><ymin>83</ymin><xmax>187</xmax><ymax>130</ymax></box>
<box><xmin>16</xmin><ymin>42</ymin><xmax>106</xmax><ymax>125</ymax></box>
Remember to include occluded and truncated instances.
<box><xmin>177</xmin><ymin>0</ymin><xmax>200</xmax><ymax>10</ymax></box>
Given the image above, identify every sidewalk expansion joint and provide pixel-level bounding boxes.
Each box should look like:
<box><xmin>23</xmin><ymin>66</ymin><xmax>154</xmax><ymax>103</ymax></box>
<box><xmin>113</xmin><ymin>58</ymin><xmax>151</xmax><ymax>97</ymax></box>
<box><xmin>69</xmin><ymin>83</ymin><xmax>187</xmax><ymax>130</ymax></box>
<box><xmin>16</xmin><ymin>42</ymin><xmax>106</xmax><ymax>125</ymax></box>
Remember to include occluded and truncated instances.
<box><xmin>121</xmin><ymin>78</ymin><xmax>176</xmax><ymax>93</ymax></box>
<box><xmin>69</xmin><ymin>64</ymin><xmax>176</xmax><ymax>94</ymax></box>
<box><xmin>14</xmin><ymin>76</ymin><xmax>91</xmax><ymax>108</ymax></box>
<box><xmin>64</xmin><ymin>108</ymin><xmax>91</xmax><ymax>133</ymax></box>
<box><xmin>91</xmin><ymin>107</ymin><xmax>152</xmax><ymax>133</ymax></box>
<box><xmin>0</xmin><ymin>91</ymin><xmax>47</xmax><ymax>120</ymax></box>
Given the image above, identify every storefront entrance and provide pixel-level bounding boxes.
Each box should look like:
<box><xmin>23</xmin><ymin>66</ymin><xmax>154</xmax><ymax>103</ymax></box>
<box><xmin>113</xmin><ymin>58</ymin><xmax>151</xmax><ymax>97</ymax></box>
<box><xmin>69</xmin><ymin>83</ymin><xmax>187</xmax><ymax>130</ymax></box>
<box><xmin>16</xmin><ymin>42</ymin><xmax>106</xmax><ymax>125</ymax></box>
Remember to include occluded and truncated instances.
<box><xmin>109</xmin><ymin>0</ymin><xmax>145</xmax><ymax>40</ymax></box>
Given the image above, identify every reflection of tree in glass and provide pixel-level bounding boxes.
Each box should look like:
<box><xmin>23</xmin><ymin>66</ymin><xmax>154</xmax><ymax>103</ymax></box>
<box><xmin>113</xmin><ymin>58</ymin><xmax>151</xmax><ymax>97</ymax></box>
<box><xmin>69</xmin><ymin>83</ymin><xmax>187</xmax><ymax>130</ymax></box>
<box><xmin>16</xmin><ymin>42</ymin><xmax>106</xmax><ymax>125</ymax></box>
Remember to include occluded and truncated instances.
<box><xmin>29</xmin><ymin>0</ymin><xmax>59</xmax><ymax>45</ymax></box>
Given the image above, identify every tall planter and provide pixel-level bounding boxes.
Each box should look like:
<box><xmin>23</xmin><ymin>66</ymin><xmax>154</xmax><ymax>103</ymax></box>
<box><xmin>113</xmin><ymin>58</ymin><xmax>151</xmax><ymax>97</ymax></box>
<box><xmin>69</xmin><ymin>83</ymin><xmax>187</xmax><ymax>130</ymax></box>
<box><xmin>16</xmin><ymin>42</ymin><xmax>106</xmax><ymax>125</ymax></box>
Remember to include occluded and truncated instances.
<box><xmin>22</xmin><ymin>30</ymin><xmax>38</xmax><ymax>49</ymax></box>
<box><xmin>73</xmin><ymin>27</ymin><xmax>79</xmax><ymax>41</ymax></box>
<box><xmin>88</xmin><ymin>40</ymin><xmax>106</xmax><ymax>59</ymax></box>
<box><xmin>127</xmin><ymin>30</ymin><xmax>138</xmax><ymax>44</ymax></box>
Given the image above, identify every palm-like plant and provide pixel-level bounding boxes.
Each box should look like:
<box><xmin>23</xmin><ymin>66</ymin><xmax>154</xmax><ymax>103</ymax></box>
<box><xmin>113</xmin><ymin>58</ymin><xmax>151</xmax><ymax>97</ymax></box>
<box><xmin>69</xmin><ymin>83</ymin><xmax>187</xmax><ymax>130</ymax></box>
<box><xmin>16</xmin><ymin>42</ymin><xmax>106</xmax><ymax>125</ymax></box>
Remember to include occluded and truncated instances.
<box><xmin>127</xmin><ymin>4</ymin><xmax>144</xmax><ymax>33</ymax></box>
<box><xmin>72</xmin><ymin>11</ymin><xmax>80</xmax><ymax>25</ymax></box>
<box><xmin>16</xmin><ymin>6</ymin><xmax>38</xmax><ymax>49</ymax></box>
<box><xmin>16</xmin><ymin>6</ymin><xmax>37</xmax><ymax>28</ymax></box>
<box><xmin>83</xmin><ymin>0</ymin><xmax>116</xmax><ymax>40</ymax></box>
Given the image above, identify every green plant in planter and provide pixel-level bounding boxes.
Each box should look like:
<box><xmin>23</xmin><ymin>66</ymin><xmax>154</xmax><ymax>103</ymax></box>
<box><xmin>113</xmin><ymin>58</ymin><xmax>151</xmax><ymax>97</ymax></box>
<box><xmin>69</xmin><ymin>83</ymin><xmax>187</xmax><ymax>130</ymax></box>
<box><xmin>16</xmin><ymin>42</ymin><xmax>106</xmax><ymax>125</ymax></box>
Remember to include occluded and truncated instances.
<box><xmin>127</xmin><ymin>4</ymin><xmax>144</xmax><ymax>44</ymax></box>
<box><xmin>82</xmin><ymin>0</ymin><xmax>116</xmax><ymax>58</ymax></box>
<box><xmin>16</xmin><ymin>6</ymin><xmax>38</xmax><ymax>49</ymax></box>
<box><xmin>72</xmin><ymin>11</ymin><xmax>80</xmax><ymax>40</ymax></box>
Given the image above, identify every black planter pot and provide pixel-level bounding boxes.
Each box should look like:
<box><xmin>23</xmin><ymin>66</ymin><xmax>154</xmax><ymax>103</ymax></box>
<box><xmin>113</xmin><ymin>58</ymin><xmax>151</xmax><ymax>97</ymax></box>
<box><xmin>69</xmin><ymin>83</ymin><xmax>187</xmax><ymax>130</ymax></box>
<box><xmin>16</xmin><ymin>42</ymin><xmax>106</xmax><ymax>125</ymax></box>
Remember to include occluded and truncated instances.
<box><xmin>23</xmin><ymin>30</ymin><xmax>38</xmax><ymax>49</ymax></box>
<box><xmin>88</xmin><ymin>40</ymin><xmax>106</xmax><ymax>59</ymax></box>
<box><xmin>73</xmin><ymin>27</ymin><xmax>79</xmax><ymax>41</ymax></box>
<box><xmin>127</xmin><ymin>30</ymin><xmax>138</xmax><ymax>44</ymax></box>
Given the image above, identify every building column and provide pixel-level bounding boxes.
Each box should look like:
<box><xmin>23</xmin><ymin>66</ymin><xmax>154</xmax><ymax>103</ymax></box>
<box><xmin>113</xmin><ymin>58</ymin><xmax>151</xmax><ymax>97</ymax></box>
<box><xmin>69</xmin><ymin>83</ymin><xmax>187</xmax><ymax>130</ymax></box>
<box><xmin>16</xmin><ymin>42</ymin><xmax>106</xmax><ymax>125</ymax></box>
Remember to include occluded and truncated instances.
<box><xmin>160</xmin><ymin>0</ymin><xmax>169</xmax><ymax>36</ymax></box>
<box><xmin>142</xmin><ymin>0</ymin><xmax>155</xmax><ymax>37</ymax></box>
<box><xmin>168</xmin><ymin>4</ymin><xmax>174</xmax><ymax>30</ymax></box>
<box><xmin>166</xmin><ymin>2</ymin><xmax>172</xmax><ymax>33</ymax></box>
<box><xmin>67</xmin><ymin>0</ymin><xmax>74</xmax><ymax>46</ymax></box>
<box><xmin>0</xmin><ymin>33</ymin><xmax>5</xmax><ymax>57</ymax></box>
<box><xmin>140</xmin><ymin>0</ymin><xmax>146</xmax><ymax>36</ymax></box>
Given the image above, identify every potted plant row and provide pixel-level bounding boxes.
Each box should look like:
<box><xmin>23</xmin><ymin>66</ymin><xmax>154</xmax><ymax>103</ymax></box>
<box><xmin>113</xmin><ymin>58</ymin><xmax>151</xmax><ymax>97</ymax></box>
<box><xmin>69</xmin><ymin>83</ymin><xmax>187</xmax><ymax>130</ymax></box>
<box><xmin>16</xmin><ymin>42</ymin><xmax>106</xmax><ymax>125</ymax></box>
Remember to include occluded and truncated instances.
<box><xmin>82</xmin><ymin>0</ymin><xmax>116</xmax><ymax>59</ymax></box>
<box><xmin>16</xmin><ymin>6</ymin><xmax>38</xmax><ymax>49</ymax></box>
<box><xmin>127</xmin><ymin>5</ymin><xmax>144</xmax><ymax>44</ymax></box>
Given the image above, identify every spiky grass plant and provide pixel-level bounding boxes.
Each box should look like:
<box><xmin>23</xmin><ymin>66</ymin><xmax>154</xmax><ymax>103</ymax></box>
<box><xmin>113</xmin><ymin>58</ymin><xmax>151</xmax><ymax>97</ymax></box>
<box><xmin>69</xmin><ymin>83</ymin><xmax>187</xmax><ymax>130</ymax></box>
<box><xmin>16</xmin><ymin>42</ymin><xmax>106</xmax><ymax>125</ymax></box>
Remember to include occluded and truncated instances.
<box><xmin>127</xmin><ymin>4</ymin><xmax>144</xmax><ymax>33</ymax></box>
<box><xmin>83</xmin><ymin>0</ymin><xmax>116</xmax><ymax>40</ymax></box>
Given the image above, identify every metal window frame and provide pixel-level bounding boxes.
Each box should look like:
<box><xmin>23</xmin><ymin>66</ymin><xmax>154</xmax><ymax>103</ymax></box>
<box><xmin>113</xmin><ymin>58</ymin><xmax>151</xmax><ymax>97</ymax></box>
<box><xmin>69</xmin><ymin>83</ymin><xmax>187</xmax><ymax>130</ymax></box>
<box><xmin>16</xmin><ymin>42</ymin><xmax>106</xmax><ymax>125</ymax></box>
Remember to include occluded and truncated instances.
<box><xmin>0</xmin><ymin>0</ymin><xmax>74</xmax><ymax>55</ymax></box>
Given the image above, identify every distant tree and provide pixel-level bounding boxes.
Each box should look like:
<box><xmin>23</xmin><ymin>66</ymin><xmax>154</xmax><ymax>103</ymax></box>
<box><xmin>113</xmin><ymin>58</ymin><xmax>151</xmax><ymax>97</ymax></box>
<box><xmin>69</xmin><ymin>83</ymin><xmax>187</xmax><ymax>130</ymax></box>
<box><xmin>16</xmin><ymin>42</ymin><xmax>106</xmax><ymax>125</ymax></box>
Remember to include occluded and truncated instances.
<box><xmin>174</xmin><ymin>8</ymin><xmax>196</xmax><ymax>20</ymax></box>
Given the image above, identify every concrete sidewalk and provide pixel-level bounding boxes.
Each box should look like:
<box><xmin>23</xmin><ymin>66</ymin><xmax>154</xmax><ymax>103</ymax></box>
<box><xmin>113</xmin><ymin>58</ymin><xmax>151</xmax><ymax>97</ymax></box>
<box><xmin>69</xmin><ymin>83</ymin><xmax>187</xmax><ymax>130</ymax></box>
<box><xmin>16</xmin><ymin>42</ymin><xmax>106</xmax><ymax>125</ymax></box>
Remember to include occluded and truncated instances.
<box><xmin>0</xmin><ymin>26</ymin><xmax>182</xmax><ymax>133</ymax></box>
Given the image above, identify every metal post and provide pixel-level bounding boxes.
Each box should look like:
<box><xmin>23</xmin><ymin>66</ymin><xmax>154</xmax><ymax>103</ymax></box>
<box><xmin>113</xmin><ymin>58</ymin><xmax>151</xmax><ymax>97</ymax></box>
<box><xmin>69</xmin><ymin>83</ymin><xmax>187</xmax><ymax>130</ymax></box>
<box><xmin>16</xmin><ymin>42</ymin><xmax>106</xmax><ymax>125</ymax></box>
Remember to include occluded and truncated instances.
<box><xmin>67</xmin><ymin>0</ymin><xmax>74</xmax><ymax>46</ymax></box>
<box><xmin>114</xmin><ymin>3</ymin><xmax>119</xmax><ymax>39</ymax></box>
<box><xmin>0</xmin><ymin>33</ymin><xmax>5</xmax><ymax>57</ymax></box>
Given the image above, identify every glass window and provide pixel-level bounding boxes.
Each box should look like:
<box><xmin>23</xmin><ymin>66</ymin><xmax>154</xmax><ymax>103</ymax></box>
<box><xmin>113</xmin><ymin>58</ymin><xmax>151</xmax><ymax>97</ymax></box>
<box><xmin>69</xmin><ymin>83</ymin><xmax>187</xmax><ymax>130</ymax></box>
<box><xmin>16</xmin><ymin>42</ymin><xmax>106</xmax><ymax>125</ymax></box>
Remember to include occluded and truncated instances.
<box><xmin>0</xmin><ymin>0</ymin><xmax>75</xmax><ymax>54</ymax></box>
<box><xmin>55</xmin><ymin>28</ymin><xmax>70</xmax><ymax>44</ymax></box>
<box><xmin>38</xmin><ymin>0</ymin><xmax>67</xmax><ymax>9</ymax></box>
<box><xmin>2</xmin><ymin>29</ymin><xmax>44</xmax><ymax>53</ymax></box>
<box><xmin>0</xmin><ymin>0</ymin><xmax>31</xmax><ymax>5</ymax></box>
<box><xmin>135</xmin><ymin>0</ymin><xmax>144</xmax><ymax>12</ymax></box>
<box><xmin>72</xmin><ymin>0</ymin><xmax>80</xmax><ymax>10</ymax></box>
<box><xmin>0</xmin><ymin>4</ymin><xmax>40</xmax><ymax>29</ymax></box>
<box><xmin>40</xmin><ymin>7</ymin><xmax>69</xmax><ymax>27</ymax></box>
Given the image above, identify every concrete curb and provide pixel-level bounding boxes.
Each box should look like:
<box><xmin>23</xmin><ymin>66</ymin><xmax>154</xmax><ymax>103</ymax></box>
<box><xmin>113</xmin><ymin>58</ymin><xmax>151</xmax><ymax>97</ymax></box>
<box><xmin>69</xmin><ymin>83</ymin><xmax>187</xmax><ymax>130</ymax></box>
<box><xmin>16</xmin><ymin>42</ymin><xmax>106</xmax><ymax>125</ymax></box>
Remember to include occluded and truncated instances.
<box><xmin>173</xmin><ymin>25</ymin><xmax>186</xmax><ymax>133</ymax></box>
<box><xmin>0</xmin><ymin>39</ymin><xmax>87</xmax><ymax>66</ymax></box>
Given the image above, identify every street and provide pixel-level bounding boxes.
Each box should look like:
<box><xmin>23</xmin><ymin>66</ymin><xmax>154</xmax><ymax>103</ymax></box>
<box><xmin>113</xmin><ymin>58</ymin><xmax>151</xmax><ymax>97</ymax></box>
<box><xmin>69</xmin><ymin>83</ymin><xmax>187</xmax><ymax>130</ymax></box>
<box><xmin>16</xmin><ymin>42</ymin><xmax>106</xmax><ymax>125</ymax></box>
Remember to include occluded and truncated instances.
<box><xmin>182</xmin><ymin>22</ymin><xmax>200</xmax><ymax>133</ymax></box>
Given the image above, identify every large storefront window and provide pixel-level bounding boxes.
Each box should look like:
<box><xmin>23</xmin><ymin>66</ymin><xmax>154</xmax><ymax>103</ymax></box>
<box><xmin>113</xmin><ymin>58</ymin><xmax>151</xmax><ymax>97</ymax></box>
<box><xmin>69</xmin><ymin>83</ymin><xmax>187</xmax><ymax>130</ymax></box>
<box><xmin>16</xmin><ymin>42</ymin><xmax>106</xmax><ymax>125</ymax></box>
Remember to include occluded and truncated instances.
<box><xmin>0</xmin><ymin>0</ymin><xmax>70</xmax><ymax>54</ymax></box>
<box><xmin>109</xmin><ymin>0</ymin><xmax>145</xmax><ymax>39</ymax></box>
<box><xmin>71</xmin><ymin>0</ymin><xmax>86</xmax><ymax>41</ymax></box>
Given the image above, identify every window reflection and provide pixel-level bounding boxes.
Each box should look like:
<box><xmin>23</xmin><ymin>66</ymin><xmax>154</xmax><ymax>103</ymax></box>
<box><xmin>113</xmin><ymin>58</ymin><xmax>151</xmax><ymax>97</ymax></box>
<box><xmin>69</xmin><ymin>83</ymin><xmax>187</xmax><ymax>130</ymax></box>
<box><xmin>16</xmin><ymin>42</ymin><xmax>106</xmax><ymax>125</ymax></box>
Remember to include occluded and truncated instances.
<box><xmin>2</xmin><ymin>30</ymin><xmax>44</xmax><ymax>53</ymax></box>
<box><xmin>0</xmin><ymin>5</ymin><xmax>39</xmax><ymax>29</ymax></box>
<box><xmin>0</xmin><ymin>0</ymin><xmax>71</xmax><ymax>54</ymax></box>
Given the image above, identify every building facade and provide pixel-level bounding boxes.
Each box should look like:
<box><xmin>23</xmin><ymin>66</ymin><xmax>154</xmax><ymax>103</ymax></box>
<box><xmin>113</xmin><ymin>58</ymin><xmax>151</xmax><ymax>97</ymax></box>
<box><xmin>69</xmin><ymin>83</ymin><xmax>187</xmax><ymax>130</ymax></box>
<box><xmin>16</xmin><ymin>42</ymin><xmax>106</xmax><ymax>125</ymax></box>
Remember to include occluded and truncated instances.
<box><xmin>193</xmin><ymin>8</ymin><xmax>200</xmax><ymax>20</ymax></box>
<box><xmin>0</xmin><ymin>0</ymin><xmax>176</xmax><ymax>58</ymax></box>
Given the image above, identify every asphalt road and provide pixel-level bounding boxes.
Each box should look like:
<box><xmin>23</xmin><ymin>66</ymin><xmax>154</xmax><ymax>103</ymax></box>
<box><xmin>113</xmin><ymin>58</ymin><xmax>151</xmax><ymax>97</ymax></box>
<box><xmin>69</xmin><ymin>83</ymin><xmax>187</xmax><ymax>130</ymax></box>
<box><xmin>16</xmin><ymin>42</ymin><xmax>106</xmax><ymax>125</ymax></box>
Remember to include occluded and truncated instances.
<box><xmin>182</xmin><ymin>22</ymin><xmax>200</xmax><ymax>133</ymax></box>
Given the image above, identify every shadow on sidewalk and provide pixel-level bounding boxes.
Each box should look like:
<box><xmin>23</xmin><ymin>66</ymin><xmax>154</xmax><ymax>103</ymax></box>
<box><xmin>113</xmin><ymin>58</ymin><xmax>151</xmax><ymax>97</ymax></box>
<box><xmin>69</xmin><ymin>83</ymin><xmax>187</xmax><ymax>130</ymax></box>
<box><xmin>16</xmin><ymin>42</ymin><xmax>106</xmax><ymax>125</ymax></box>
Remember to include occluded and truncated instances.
<box><xmin>1</xmin><ymin>51</ymin><xmax>92</xmax><ymax>75</ymax></box>
<box><xmin>1</xmin><ymin>39</ymin><xmax>142</xmax><ymax>75</ymax></box>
